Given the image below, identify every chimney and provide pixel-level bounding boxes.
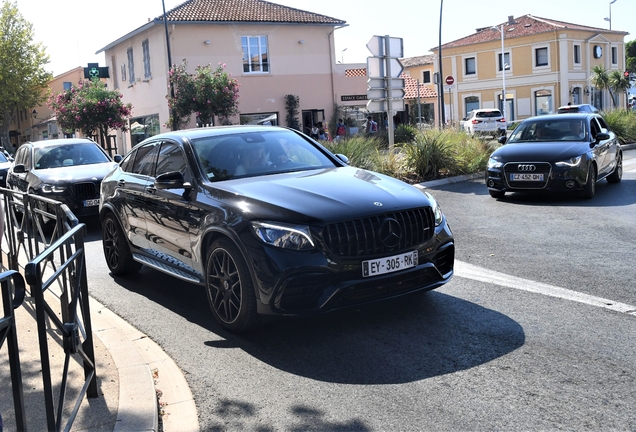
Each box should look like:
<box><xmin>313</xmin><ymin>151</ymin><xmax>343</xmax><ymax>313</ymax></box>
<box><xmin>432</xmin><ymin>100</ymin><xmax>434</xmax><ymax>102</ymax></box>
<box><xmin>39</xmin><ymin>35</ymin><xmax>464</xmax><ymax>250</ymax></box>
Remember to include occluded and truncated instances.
<box><xmin>508</xmin><ymin>16</ymin><xmax>515</xmax><ymax>25</ymax></box>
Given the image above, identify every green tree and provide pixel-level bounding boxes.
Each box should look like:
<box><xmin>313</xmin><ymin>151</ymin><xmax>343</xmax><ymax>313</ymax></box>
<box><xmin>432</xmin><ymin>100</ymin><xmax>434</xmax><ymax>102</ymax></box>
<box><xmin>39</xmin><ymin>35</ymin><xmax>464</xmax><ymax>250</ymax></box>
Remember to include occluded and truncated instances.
<box><xmin>0</xmin><ymin>1</ymin><xmax>52</xmax><ymax>147</ymax></box>
<box><xmin>284</xmin><ymin>94</ymin><xmax>301</xmax><ymax>131</ymax></box>
<box><xmin>626</xmin><ymin>40</ymin><xmax>636</xmax><ymax>75</ymax></box>
<box><xmin>166</xmin><ymin>60</ymin><xmax>240</xmax><ymax>130</ymax></box>
<box><xmin>48</xmin><ymin>78</ymin><xmax>133</xmax><ymax>144</ymax></box>
<box><xmin>608</xmin><ymin>69</ymin><xmax>632</xmax><ymax>110</ymax></box>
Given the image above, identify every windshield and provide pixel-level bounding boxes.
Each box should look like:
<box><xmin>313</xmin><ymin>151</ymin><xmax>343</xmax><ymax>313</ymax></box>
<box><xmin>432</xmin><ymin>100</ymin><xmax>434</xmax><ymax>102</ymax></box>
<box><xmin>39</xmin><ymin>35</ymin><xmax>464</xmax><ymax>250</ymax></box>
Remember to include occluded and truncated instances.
<box><xmin>34</xmin><ymin>143</ymin><xmax>110</xmax><ymax>169</ymax></box>
<box><xmin>192</xmin><ymin>129</ymin><xmax>337</xmax><ymax>180</ymax></box>
<box><xmin>507</xmin><ymin>118</ymin><xmax>588</xmax><ymax>143</ymax></box>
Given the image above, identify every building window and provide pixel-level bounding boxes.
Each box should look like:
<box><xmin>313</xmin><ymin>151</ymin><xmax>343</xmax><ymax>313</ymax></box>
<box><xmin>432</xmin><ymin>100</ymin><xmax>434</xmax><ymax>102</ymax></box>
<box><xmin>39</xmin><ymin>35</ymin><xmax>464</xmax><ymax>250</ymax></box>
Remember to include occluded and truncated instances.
<box><xmin>127</xmin><ymin>47</ymin><xmax>135</xmax><ymax>84</ymax></box>
<box><xmin>465</xmin><ymin>96</ymin><xmax>479</xmax><ymax>117</ymax></box>
<box><xmin>611</xmin><ymin>46</ymin><xmax>617</xmax><ymax>65</ymax></box>
<box><xmin>465</xmin><ymin>57</ymin><xmax>476</xmax><ymax>75</ymax></box>
<box><xmin>63</xmin><ymin>82</ymin><xmax>72</xmax><ymax>91</ymax></box>
<box><xmin>422</xmin><ymin>70</ymin><xmax>431</xmax><ymax>83</ymax></box>
<box><xmin>121</xmin><ymin>64</ymin><xmax>127</xmax><ymax>82</ymax></box>
<box><xmin>498</xmin><ymin>52</ymin><xmax>510</xmax><ymax>71</ymax></box>
<box><xmin>142</xmin><ymin>39</ymin><xmax>151</xmax><ymax>80</ymax></box>
<box><xmin>573</xmin><ymin>45</ymin><xmax>581</xmax><ymax>65</ymax></box>
<box><xmin>535</xmin><ymin>90</ymin><xmax>552</xmax><ymax>115</ymax></box>
<box><xmin>242</xmin><ymin>36</ymin><xmax>269</xmax><ymax>73</ymax></box>
<box><xmin>535</xmin><ymin>47</ymin><xmax>548</xmax><ymax>67</ymax></box>
<box><xmin>111</xmin><ymin>56</ymin><xmax>119</xmax><ymax>89</ymax></box>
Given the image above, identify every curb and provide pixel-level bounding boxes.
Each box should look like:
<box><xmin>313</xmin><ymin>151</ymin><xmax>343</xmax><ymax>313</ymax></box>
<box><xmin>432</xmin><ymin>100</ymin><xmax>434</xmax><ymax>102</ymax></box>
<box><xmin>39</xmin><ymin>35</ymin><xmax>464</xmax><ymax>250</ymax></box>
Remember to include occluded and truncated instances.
<box><xmin>415</xmin><ymin>172</ymin><xmax>484</xmax><ymax>189</ymax></box>
<box><xmin>90</xmin><ymin>298</ymin><xmax>199</xmax><ymax>432</ymax></box>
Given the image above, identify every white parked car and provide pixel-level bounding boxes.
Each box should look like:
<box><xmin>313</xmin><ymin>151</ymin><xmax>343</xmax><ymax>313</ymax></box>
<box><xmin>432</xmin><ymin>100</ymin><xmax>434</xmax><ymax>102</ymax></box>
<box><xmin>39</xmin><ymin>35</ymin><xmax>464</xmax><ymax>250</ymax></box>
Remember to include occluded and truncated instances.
<box><xmin>463</xmin><ymin>109</ymin><xmax>507</xmax><ymax>137</ymax></box>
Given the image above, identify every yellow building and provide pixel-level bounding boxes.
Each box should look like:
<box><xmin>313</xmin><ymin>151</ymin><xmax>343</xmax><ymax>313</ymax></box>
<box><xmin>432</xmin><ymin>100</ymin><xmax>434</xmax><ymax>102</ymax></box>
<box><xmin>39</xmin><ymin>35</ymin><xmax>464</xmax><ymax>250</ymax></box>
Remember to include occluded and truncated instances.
<box><xmin>431</xmin><ymin>15</ymin><xmax>629</xmax><ymax>125</ymax></box>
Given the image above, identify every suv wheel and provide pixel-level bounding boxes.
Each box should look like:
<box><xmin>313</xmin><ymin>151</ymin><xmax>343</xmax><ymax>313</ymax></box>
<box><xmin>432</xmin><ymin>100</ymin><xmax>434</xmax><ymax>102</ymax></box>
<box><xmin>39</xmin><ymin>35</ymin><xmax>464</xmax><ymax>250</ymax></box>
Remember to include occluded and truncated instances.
<box><xmin>102</xmin><ymin>213</ymin><xmax>142</xmax><ymax>275</ymax></box>
<box><xmin>205</xmin><ymin>239</ymin><xmax>258</xmax><ymax>332</ymax></box>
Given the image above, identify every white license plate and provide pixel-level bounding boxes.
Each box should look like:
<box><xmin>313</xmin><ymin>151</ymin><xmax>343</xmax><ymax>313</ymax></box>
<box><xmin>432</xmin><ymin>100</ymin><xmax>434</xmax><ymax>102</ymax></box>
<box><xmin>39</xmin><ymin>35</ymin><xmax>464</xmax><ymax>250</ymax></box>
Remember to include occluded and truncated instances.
<box><xmin>362</xmin><ymin>251</ymin><xmax>418</xmax><ymax>278</ymax></box>
<box><xmin>511</xmin><ymin>173</ymin><xmax>544</xmax><ymax>181</ymax></box>
<box><xmin>84</xmin><ymin>198</ymin><xmax>100</xmax><ymax>207</ymax></box>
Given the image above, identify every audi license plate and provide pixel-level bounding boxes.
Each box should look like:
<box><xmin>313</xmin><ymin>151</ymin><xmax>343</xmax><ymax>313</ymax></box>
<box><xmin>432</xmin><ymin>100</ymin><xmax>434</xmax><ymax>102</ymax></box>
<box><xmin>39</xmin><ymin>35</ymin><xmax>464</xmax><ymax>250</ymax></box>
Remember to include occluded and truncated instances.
<box><xmin>84</xmin><ymin>199</ymin><xmax>100</xmax><ymax>207</ymax></box>
<box><xmin>511</xmin><ymin>173</ymin><xmax>544</xmax><ymax>181</ymax></box>
<box><xmin>362</xmin><ymin>251</ymin><xmax>418</xmax><ymax>278</ymax></box>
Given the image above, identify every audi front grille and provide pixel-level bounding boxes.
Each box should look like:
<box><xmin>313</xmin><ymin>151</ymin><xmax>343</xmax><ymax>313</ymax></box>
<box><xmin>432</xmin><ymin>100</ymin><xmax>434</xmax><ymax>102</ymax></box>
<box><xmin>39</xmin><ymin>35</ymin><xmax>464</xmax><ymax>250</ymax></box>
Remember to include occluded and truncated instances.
<box><xmin>503</xmin><ymin>162</ymin><xmax>552</xmax><ymax>189</ymax></box>
<box><xmin>321</xmin><ymin>207</ymin><xmax>435</xmax><ymax>258</ymax></box>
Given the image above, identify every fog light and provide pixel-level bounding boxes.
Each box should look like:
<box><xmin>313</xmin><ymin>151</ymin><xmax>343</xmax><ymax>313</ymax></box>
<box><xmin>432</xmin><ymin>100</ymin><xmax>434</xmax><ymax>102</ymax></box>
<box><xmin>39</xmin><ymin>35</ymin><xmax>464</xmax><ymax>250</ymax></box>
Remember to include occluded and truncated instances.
<box><xmin>566</xmin><ymin>180</ymin><xmax>575</xmax><ymax>188</ymax></box>
<box><xmin>488</xmin><ymin>180</ymin><xmax>495</xmax><ymax>187</ymax></box>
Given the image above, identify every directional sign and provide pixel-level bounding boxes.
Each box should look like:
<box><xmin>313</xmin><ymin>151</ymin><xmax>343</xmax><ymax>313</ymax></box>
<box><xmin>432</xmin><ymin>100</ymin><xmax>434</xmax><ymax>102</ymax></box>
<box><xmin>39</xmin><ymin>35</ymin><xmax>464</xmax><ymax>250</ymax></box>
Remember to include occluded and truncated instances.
<box><xmin>367</xmin><ymin>57</ymin><xmax>404</xmax><ymax>79</ymax></box>
<box><xmin>367</xmin><ymin>88</ymin><xmax>405</xmax><ymax>100</ymax></box>
<box><xmin>367</xmin><ymin>98</ymin><xmax>405</xmax><ymax>113</ymax></box>
<box><xmin>367</xmin><ymin>78</ymin><xmax>405</xmax><ymax>90</ymax></box>
<box><xmin>367</xmin><ymin>36</ymin><xmax>404</xmax><ymax>58</ymax></box>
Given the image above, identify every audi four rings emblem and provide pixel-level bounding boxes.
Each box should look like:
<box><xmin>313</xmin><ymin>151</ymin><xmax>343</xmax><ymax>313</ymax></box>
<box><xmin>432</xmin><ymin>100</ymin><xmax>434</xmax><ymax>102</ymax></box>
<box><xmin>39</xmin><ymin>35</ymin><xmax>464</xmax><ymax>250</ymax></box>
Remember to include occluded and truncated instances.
<box><xmin>517</xmin><ymin>164</ymin><xmax>536</xmax><ymax>171</ymax></box>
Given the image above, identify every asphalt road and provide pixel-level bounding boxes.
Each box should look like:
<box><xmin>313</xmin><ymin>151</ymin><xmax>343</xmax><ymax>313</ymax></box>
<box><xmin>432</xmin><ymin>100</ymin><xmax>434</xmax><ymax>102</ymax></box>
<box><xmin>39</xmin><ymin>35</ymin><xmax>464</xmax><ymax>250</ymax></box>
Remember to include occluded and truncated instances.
<box><xmin>83</xmin><ymin>148</ymin><xmax>636</xmax><ymax>431</ymax></box>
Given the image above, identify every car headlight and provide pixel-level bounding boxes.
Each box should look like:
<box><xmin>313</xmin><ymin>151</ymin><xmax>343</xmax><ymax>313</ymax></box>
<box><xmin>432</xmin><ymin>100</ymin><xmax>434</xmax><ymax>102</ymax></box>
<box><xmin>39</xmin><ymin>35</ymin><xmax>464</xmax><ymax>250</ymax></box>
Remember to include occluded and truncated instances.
<box><xmin>39</xmin><ymin>183</ymin><xmax>67</xmax><ymax>193</ymax></box>
<box><xmin>251</xmin><ymin>221</ymin><xmax>315</xmax><ymax>251</ymax></box>
<box><xmin>555</xmin><ymin>156</ymin><xmax>582</xmax><ymax>167</ymax></box>
<box><xmin>487</xmin><ymin>157</ymin><xmax>503</xmax><ymax>169</ymax></box>
<box><xmin>424</xmin><ymin>192</ymin><xmax>444</xmax><ymax>227</ymax></box>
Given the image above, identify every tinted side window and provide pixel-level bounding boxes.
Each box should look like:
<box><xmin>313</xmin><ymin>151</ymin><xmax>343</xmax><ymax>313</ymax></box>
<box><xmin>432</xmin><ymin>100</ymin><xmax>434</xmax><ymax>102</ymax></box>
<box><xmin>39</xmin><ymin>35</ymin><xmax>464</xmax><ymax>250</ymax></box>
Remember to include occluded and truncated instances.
<box><xmin>132</xmin><ymin>142</ymin><xmax>160</xmax><ymax>176</ymax></box>
<box><xmin>596</xmin><ymin>116</ymin><xmax>610</xmax><ymax>131</ymax></box>
<box><xmin>156</xmin><ymin>142</ymin><xmax>186</xmax><ymax>177</ymax></box>
<box><xmin>119</xmin><ymin>150</ymin><xmax>135</xmax><ymax>173</ymax></box>
<box><xmin>590</xmin><ymin>118</ymin><xmax>601</xmax><ymax>139</ymax></box>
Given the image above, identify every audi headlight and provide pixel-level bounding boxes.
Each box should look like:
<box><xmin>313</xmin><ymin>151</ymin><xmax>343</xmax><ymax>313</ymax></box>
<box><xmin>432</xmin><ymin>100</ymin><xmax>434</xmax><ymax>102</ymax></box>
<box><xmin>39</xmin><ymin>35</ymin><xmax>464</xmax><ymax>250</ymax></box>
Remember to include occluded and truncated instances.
<box><xmin>424</xmin><ymin>192</ymin><xmax>444</xmax><ymax>227</ymax></box>
<box><xmin>555</xmin><ymin>156</ymin><xmax>582</xmax><ymax>167</ymax></box>
<box><xmin>487</xmin><ymin>157</ymin><xmax>503</xmax><ymax>169</ymax></box>
<box><xmin>39</xmin><ymin>183</ymin><xmax>67</xmax><ymax>193</ymax></box>
<box><xmin>251</xmin><ymin>221</ymin><xmax>315</xmax><ymax>251</ymax></box>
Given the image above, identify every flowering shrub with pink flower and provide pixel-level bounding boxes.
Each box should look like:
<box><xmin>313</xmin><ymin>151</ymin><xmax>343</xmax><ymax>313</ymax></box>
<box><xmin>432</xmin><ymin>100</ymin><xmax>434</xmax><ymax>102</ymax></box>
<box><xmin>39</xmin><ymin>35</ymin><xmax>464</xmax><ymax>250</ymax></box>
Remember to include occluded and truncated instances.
<box><xmin>166</xmin><ymin>60</ymin><xmax>240</xmax><ymax>130</ymax></box>
<box><xmin>48</xmin><ymin>78</ymin><xmax>133</xmax><ymax>143</ymax></box>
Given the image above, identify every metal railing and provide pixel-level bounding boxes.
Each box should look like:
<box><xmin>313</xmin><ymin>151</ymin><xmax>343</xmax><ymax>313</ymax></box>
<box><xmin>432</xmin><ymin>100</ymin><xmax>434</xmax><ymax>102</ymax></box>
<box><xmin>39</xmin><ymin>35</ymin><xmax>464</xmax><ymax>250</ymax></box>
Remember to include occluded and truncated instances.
<box><xmin>1</xmin><ymin>189</ymin><xmax>97</xmax><ymax>432</ymax></box>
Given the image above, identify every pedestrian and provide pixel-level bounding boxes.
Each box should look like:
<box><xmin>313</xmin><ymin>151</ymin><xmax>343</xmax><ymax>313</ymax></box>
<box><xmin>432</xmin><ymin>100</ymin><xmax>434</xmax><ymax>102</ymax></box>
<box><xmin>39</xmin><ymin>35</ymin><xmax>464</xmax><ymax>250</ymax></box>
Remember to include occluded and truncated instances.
<box><xmin>318</xmin><ymin>122</ymin><xmax>326</xmax><ymax>140</ymax></box>
<box><xmin>310</xmin><ymin>123</ymin><xmax>319</xmax><ymax>140</ymax></box>
<box><xmin>365</xmin><ymin>116</ymin><xmax>378</xmax><ymax>134</ymax></box>
<box><xmin>335</xmin><ymin>119</ymin><xmax>346</xmax><ymax>141</ymax></box>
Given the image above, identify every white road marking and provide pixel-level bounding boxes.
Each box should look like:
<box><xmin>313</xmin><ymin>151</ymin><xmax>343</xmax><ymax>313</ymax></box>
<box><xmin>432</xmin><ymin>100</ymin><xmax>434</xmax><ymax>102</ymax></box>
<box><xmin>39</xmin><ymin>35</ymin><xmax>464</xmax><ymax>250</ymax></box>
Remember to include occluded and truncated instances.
<box><xmin>455</xmin><ymin>260</ymin><xmax>636</xmax><ymax>316</ymax></box>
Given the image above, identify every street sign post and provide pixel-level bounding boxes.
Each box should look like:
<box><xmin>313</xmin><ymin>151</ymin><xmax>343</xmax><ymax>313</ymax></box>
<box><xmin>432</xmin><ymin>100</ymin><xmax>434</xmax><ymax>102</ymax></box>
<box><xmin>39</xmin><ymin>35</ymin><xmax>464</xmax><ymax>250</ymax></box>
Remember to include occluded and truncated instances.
<box><xmin>366</xmin><ymin>35</ymin><xmax>405</xmax><ymax>148</ymax></box>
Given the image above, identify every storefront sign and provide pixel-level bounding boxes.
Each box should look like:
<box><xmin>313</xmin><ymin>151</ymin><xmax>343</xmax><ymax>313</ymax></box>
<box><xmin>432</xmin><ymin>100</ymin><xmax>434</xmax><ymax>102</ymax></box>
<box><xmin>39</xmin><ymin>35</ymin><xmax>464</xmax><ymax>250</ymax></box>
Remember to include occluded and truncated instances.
<box><xmin>341</xmin><ymin>95</ymin><xmax>368</xmax><ymax>101</ymax></box>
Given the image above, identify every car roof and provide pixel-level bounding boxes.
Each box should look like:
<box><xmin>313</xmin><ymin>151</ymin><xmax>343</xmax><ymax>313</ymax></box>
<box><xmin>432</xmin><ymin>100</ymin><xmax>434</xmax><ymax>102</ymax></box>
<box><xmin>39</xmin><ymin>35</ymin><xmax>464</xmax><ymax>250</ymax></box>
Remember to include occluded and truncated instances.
<box><xmin>472</xmin><ymin>109</ymin><xmax>501</xmax><ymax>113</ymax></box>
<box><xmin>522</xmin><ymin>113</ymin><xmax>596</xmax><ymax>122</ymax></box>
<box><xmin>137</xmin><ymin>125</ymin><xmax>295</xmax><ymax>144</ymax></box>
<box><xmin>26</xmin><ymin>138</ymin><xmax>97</xmax><ymax>148</ymax></box>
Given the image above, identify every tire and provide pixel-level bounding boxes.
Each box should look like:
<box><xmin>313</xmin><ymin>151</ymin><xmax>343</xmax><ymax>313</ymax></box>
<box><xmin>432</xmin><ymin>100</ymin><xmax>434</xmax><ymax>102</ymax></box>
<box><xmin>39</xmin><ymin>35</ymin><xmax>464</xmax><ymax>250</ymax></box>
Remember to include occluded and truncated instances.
<box><xmin>606</xmin><ymin>153</ymin><xmax>622</xmax><ymax>184</ymax></box>
<box><xmin>102</xmin><ymin>212</ymin><xmax>142</xmax><ymax>275</ymax></box>
<box><xmin>489</xmin><ymin>189</ymin><xmax>505</xmax><ymax>199</ymax></box>
<box><xmin>205</xmin><ymin>239</ymin><xmax>258</xmax><ymax>333</ymax></box>
<box><xmin>580</xmin><ymin>164</ymin><xmax>596</xmax><ymax>199</ymax></box>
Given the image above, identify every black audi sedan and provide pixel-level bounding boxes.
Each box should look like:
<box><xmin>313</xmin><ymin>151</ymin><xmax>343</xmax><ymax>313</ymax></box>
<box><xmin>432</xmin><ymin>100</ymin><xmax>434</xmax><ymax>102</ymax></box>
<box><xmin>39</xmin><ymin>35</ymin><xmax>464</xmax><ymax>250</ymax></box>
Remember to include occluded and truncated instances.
<box><xmin>100</xmin><ymin>126</ymin><xmax>454</xmax><ymax>332</ymax></box>
<box><xmin>485</xmin><ymin>113</ymin><xmax>622</xmax><ymax>199</ymax></box>
<box><xmin>7</xmin><ymin>138</ymin><xmax>121</xmax><ymax>219</ymax></box>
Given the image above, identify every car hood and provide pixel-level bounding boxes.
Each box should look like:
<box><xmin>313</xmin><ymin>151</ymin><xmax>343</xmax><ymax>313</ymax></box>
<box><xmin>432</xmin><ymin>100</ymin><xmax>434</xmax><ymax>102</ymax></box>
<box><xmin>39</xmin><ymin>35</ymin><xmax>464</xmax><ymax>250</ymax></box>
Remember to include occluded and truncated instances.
<box><xmin>208</xmin><ymin>167</ymin><xmax>432</xmax><ymax>224</ymax></box>
<box><xmin>31</xmin><ymin>162</ymin><xmax>118</xmax><ymax>182</ymax></box>
<box><xmin>493</xmin><ymin>141</ymin><xmax>591</xmax><ymax>161</ymax></box>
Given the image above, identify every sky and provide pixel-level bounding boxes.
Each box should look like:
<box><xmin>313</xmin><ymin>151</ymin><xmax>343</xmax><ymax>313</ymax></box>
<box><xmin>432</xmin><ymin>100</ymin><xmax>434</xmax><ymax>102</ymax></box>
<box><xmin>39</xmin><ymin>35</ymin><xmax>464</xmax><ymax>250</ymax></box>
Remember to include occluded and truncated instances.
<box><xmin>18</xmin><ymin>0</ymin><xmax>636</xmax><ymax>77</ymax></box>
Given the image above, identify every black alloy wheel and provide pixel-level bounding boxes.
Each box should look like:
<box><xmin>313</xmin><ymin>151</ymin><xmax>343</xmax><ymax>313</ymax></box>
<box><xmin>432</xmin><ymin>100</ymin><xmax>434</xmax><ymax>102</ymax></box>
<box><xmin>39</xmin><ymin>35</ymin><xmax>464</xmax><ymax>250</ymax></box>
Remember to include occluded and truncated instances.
<box><xmin>102</xmin><ymin>213</ymin><xmax>142</xmax><ymax>275</ymax></box>
<box><xmin>581</xmin><ymin>164</ymin><xmax>597</xmax><ymax>199</ymax></box>
<box><xmin>606</xmin><ymin>153</ymin><xmax>622</xmax><ymax>184</ymax></box>
<box><xmin>205</xmin><ymin>239</ymin><xmax>258</xmax><ymax>332</ymax></box>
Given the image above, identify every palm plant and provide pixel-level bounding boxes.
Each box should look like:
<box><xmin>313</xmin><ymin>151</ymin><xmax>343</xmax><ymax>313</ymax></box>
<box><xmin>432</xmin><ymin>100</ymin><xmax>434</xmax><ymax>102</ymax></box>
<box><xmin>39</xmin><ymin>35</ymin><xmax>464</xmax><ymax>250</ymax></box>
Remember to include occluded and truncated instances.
<box><xmin>608</xmin><ymin>70</ymin><xmax>632</xmax><ymax>111</ymax></box>
<box><xmin>590</xmin><ymin>65</ymin><xmax>612</xmax><ymax>108</ymax></box>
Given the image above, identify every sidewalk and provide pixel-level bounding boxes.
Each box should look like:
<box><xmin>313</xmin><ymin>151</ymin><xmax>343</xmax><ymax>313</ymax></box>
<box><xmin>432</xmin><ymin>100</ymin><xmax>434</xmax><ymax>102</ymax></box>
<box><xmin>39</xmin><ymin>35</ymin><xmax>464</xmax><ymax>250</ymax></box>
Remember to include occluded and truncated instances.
<box><xmin>0</xmin><ymin>265</ymin><xmax>199</xmax><ymax>431</ymax></box>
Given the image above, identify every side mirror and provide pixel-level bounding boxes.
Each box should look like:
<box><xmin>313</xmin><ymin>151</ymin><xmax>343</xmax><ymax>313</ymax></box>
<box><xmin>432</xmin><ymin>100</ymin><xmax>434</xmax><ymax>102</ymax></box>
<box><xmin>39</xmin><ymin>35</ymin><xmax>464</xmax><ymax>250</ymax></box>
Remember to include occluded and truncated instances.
<box><xmin>113</xmin><ymin>154</ymin><xmax>123</xmax><ymax>163</ymax></box>
<box><xmin>498</xmin><ymin>135</ymin><xmax>507</xmax><ymax>145</ymax></box>
<box><xmin>335</xmin><ymin>153</ymin><xmax>350</xmax><ymax>165</ymax></box>
<box><xmin>595</xmin><ymin>132</ymin><xmax>610</xmax><ymax>142</ymax></box>
<box><xmin>12</xmin><ymin>164</ymin><xmax>26</xmax><ymax>174</ymax></box>
<box><xmin>155</xmin><ymin>171</ymin><xmax>191</xmax><ymax>190</ymax></box>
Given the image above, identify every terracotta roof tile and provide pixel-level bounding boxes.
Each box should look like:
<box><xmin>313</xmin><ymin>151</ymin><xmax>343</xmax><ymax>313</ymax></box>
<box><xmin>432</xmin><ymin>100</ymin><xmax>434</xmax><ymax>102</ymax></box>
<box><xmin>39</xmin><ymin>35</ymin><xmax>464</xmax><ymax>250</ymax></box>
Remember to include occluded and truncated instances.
<box><xmin>345</xmin><ymin>68</ymin><xmax>366</xmax><ymax>77</ymax></box>
<box><xmin>400</xmin><ymin>55</ymin><xmax>435</xmax><ymax>68</ymax></box>
<box><xmin>346</xmin><ymin>68</ymin><xmax>437</xmax><ymax>99</ymax></box>
<box><xmin>158</xmin><ymin>0</ymin><xmax>346</xmax><ymax>25</ymax></box>
<box><xmin>434</xmin><ymin>14</ymin><xmax>628</xmax><ymax>50</ymax></box>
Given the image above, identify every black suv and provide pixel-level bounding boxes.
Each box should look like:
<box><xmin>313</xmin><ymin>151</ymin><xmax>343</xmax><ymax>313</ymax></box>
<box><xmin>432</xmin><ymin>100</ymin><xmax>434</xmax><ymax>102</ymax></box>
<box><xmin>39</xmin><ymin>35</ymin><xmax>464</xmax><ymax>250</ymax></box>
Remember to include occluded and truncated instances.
<box><xmin>100</xmin><ymin>126</ymin><xmax>455</xmax><ymax>332</ymax></box>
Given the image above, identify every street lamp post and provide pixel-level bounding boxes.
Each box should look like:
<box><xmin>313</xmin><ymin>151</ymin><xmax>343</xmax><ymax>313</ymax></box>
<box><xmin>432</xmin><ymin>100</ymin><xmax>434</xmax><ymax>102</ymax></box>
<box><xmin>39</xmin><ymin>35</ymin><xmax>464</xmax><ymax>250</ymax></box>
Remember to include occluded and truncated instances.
<box><xmin>605</xmin><ymin>0</ymin><xmax>618</xmax><ymax>30</ymax></box>
<box><xmin>491</xmin><ymin>24</ymin><xmax>507</xmax><ymax>126</ymax></box>
<box><xmin>341</xmin><ymin>48</ymin><xmax>347</xmax><ymax>64</ymax></box>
